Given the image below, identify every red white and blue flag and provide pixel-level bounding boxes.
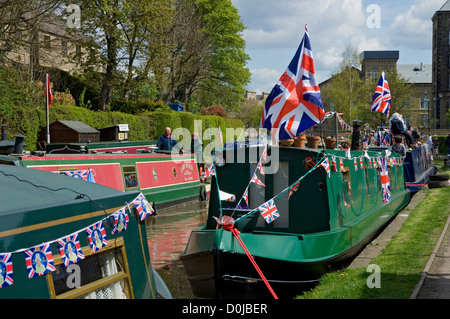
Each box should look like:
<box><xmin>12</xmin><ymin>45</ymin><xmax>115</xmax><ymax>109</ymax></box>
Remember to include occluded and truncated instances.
<box><xmin>110</xmin><ymin>207</ymin><xmax>129</xmax><ymax>234</ymax></box>
<box><xmin>251</xmin><ymin>173</ymin><xmax>266</xmax><ymax>187</ymax></box>
<box><xmin>288</xmin><ymin>180</ymin><xmax>300</xmax><ymax>198</ymax></box>
<box><xmin>86</xmin><ymin>221</ymin><xmax>108</xmax><ymax>253</ymax></box>
<box><xmin>132</xmin><ymin>192</ymin><xmax>154</xmax><ymax>221</ymax></box>
<box><xmin>63</xmin><ymin>170</ymin><xmax>88</xmax><ymax>180</ymax></box>
<box><xmin>320</xmin><ymin>157</ymin><xmax>331</xmax><ymax>177</ymax></box>
<box><xmin>242</xmin><ymin>188</ymin><xmax>249</xmax><ymax>205</ymax></box>
<box><xmin>219</xmin><ymin>190</ymin><xmax>236</xmax><ymax>202</ymax></box>
<box><xmin>201</xmin><ymin>163</ymin><xmax>215</xmax><ymax>179</ymax></box>
<box><xmin>371</xmin><ymin>71</ymin><xmax>391</xmax><ymax>117</ymax></box>
<box><xmin>261</xmin><ymin>26</ymin><xmax>325</xmax><ymax>140</ymax></box>
<box><xmin>258</xmin><ymin>199</ymin><xmax>280</xmax><ymax>224</ymax></box>
<box><xmin>24</xmin><ymin>243</ymin><xmax>56</xmax><ymax>278</ymax></box>
<box><xmin>379</xmin><ymin>157</ymin><xmax>391</xmax><ymax>203</ymax></box>
<box><xmin>57</xmin><ymin>233</ymin><xmax>85</xmax><ymax>266</ymax></box>
<box><xmin>0</xmin><ymin>253</ymin><xmax>13</xmax><ymax>288</ymax></box>
<box><xmin>256</xmin><ymin>161</ymin><xmax>265</xmax><ymax>176</ymax></box>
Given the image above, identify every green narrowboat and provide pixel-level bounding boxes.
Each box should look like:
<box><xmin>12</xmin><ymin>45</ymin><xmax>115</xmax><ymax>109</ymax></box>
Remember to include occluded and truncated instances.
<box><xmin>180</xmin><ymin>145</ymin><xmax>410</xmax><ymax>299</ymax></box>
<box><xmin>0</xmin><ymin>164</ymin><xmax>171</xmax><ymax>299</ymax></box>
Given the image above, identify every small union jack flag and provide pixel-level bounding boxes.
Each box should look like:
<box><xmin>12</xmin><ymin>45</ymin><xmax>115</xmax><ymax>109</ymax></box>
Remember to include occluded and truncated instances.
<box><xmin>261</xmin><ymin>146</ymin><xmax>268</xmax><ymax>163</ymax></box>
<box><xmin>86</xmin><ymin>221</ymin><xmax>108</xmax><ymax>253</ymax></box>
<box><xmin>63</xmin><ymin>170</ymin><xmax>88</xmax><ymax>180</ymax></box>
<box><xmin>57</xmin><ymin>233</ymin><xmax>85</xmax><ymax>266</ymax></box>
<box><xmin>201</xmin><ymin>163</ymin><xmax>215</xmax><ymax>179</ymax></box>
<box><xmin>110</xmin><ymin>207</ymin><xmax>129</xmax><ymax>234</ymax></box>
<box><xmin>0</xmin><ymin>253</ymin><xmax>13</xmax><ymax>288</ymax></box>
<box><xmin>242</xmin><ymin>188</ymin><xmax>249</xmax><ymax>205</ymax></box>
<box><xmin>251</xmin><ymin>173</ymin><xmax>266</xmax><ymax>187</ymax></box>
<box><xmin>320</xmin><ymin>158</ymin><xmax>331</xmax><ymax>177</ymax></box>
<box><xmin>339</xmin><ymin>157</ymin><xmax>345</xmax><ymax>172</ymax></box>
<box><xmin>360</xmin><ymin>156</ymin><xmax>364</xmax><ymax>169</ymax></box>
<box><xmin>368</xmin><ymin>158</ymin><xmax>373</xmax><ymax>168</ymax></box>
<box><xmin>371</xmin><ymin>71</ymin><xmax>391</xmax><ymax>117</ymax></box>
<box><xmin>259</xmin><ymin>199</ymin><xmax>280</xmax><ymax>224</ymax></box>
<box><xmin>132</xmin><ymin>192</ymin><xmax>154</xmax><ymax>221</ymax></box>
<box><xmin>353</xmin><ymin>158</ymin><xmax>358</xmax><ymax>171</ymax></box>
<box><xmin>331</xmin><ymin>155</ymin><xmax>337</xmax><ymax>171</ymax></box>
<box><xmin>24</xmin><ymin>243</ymin><xmax>56</xmax><ymax>278</ymax></box>
<box><xmin>256</xmin><ymin>161</ymin><xmax>265</xmax><ymax>176</ymax></box>
<box><xmin>289</xmin><ymin>180</ymin><xmax>300</xmax><ymax>198</ymax></box>
<box><xmin>213</xmin><ymin>215</ymin><xmax>235</xmax><ymax>228</ymax></box>
<box><xmin>379</xmin><ymin>157</ymin><xmax>391</xmax><ymax>203</ymax></box>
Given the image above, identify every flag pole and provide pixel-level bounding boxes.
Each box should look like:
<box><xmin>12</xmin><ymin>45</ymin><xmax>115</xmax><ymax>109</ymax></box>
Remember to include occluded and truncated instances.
<box><xmin>46</xmin><ymin>74</ymin><xmax>50</xmax><ymax>144</ymax></box>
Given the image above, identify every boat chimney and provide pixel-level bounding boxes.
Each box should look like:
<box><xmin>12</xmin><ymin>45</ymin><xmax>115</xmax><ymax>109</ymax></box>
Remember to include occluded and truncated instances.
<box><xmin>13</xmin><ymin>134</ymin><xmax>26</xmax><ymax>154</ymax></box>
<box><xmin>1</xmin><ymin>124</ymin><xmax>7</xmax><ymax>141</ymax></box>
<box><xmin>350</xmin><ymin>119</ymin><xmax>362</xmax><ymax>151</ymax></box>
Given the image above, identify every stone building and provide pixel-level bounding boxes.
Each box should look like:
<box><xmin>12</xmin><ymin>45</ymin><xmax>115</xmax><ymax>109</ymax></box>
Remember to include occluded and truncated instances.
<box><xmin>432</xmin><ymin>0</ymin><xmax>450</xmax><ymax>129</ymax></box>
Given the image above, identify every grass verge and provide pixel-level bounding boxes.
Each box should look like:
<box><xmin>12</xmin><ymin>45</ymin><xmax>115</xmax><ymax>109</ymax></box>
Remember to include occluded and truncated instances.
<box><xmin>297</xmin><ymin>171</ymin><xmax>450</xmax><ymax>299</ymax></box>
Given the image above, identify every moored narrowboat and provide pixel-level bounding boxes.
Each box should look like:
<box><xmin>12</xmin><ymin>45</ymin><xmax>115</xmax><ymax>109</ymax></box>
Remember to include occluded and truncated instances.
<box><xmin>0</xmin><ymin>164</ymin><xmax>170</xmax><ymax>299</ymax></box>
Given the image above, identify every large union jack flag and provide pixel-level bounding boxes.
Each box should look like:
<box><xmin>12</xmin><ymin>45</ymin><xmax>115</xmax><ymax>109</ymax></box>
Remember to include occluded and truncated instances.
<box><xmin>0</xmin><ymin>253</ymin><xmax>13</xmax><ymax>288</ymax></box>
<box><xmin>63</xmin><ymin>170</ymin><xmax>88</xmax><ymax>180</ymax></box>
<box><xmin>379</xmin><ymin>157</ymin><xmax>391</xmax><ymax>203</ymax></box>
<box><xmin>132</xmin><ymin>192</ymin><xmax>154</xmax><ymax>221</ymax></box>
<box><xmin>259</xmin><ymin>199</ymin><xmax>280</xmax><ymax>224</ymax></box>
<box><xmin>261</xmin><ymin>26</ymin><xmax>325</xmax><ymax>140</ymax></box>
<box><xmin>371</xmin><ymin>71</ymin><xmax>391</xmax><ymax>117</ymax></box>
<box><xmin>57</xmin><ymin>233</ymin><xmax>85</xmax><ymax>266</ymax></box>
<box><xmin>86</xmin><ymin>221</ymin><xmax>108</xmax><ymax>253</ymax></box>
<box><xmin>201</xmin><ymin>163</ymin><xmax>215</xmax><ymax>179</ymax></box>
<box><xmin>24</xmin><ymin>243</ymin><xmax>56</xmax><ymax>278</ymax></box>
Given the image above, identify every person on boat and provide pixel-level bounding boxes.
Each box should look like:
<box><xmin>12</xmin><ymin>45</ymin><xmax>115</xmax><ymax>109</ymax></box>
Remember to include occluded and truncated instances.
<box><xmin>157</xmin><ymin>127</ymin><xmax>182</xmax><ymax>151</ymax></box>
<box><xmin>191</xmin><ymin>132</ymin><xmax>203</xmax><ymax>168</ymax></box>
<box><xmin>388</xmin><ymin>113</ymin><xmax>414</xmax><ymax>147</ymax></box>
<box><xmin>390</xmin><ymin>135</ymin><xmax>407</xmax><ymax>160</ymax></box>
<box><xmin>432</xmin><ymin>135</ymin><xmax>439</xmax><ymax>156</ymax></box>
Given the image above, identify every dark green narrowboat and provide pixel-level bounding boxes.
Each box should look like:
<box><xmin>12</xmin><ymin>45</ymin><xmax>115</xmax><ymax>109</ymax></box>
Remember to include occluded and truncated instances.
<box><xmin>0</xmin><ymin>164</ymin><xmax>171</xmax><ymax>299</ymax></box>
<box><xmin>180</xmin><ymin>145</ymin><xmax>410</xmax><ymax>299</ymax></box>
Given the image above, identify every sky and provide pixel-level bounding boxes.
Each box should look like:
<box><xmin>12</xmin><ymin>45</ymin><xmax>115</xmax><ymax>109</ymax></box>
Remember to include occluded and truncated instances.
<box><xmin>230</xmin><ymin>0</ymin><xmax>446</xmax><ymax>94</ymax></box>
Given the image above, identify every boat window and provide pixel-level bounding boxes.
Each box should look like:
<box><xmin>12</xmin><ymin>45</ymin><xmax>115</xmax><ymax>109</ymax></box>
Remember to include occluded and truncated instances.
<box><xmin>341</xmin><ymin>168</ymin><xmax>353</xmax><ymax>207</ymax></box>
<box><xmin>122</xmin><ymin>165</ymin><xmax>138</xmax><ymax>189</ymax></box>
<box><xmin>48</xmin><ymin>237</ymin><xmax>133</xmax><ymax>299</ymax></box>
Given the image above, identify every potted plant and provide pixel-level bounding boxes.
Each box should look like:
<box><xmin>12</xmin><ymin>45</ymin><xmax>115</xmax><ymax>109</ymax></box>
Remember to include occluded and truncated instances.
<box><xmin>324</xmin><ymin>136</ymin><xmax>336</xmax><ymax>149</ymax></box>
<box><xmin>306</xmin><ymin>134</ymin><xmax>320</xmax><ymax>149</ymax></box>
<box><xmin>279</xmin><ymin>139</ymin><xmax>294</xmax><ymax>147</ymax></box>
<box><xmin>294</xmin><ymin>133</ymin><xmax>306</xmax><ymax>148</ymax></box>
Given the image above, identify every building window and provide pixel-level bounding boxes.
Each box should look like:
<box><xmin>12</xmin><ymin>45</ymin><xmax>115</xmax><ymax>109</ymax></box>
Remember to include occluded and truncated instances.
<box><xmin>61</xmin><ymin>40</ymin><xmax>68</xmax><ymax>54</ymax></box>
<box><xmin>370</xmin><ymin>70</ymin><xmax>378</xmax><ymax>80</ymax></box>
<box><xmin>420</xmin><ymin>114</ymin><xmax>429</xmax><ymax>128</ymax></box>
<box><xmin>421</xmin><ymin>97</ymin><xmax>429</xmax><ymax>109</ymax></box>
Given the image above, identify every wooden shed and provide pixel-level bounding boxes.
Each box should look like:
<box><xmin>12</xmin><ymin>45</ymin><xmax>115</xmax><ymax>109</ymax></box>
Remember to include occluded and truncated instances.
<box><xmin>40</xmin><ymin>120</ymin><xmax>100</xmax><ymax>143</ymax></box>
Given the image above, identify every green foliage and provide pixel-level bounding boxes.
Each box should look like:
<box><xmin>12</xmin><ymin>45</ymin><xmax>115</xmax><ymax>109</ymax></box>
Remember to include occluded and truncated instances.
<box><xmin>110</xmin><ymin>99</ymin><xmax>170</xmax><ymax>114</ymax></box>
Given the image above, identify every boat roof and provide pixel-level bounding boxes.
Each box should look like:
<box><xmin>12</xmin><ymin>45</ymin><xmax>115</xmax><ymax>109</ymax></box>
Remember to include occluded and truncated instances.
<box><xmin>0</xmin><ymin>164</ymin><xmax>134</xmax><ymax>215</ymax></box>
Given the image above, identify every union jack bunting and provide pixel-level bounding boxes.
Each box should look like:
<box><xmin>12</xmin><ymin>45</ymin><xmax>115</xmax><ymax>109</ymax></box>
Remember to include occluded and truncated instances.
<box><xmin>201</xmin><ymin>163</ymin><xmax>215</xmax><ymax>179</ymax></box>
<box><xmin>371</xmin><ymin>71</ymin><xmax>391</xmax><ymax>117</ymax></box>
<box><xmin>251</xmin><ymin>173</ymin><xmax>266</xmax><ymax>187</ymax></box>
<box><xmin>261</xmin><ymin>146</ymin><xmax>268</xmax><ymax>163</ymax></box>
<box><xmin>256</xmin><ymin>161</ymin><xmax>265</xmax><ymax>176</ymax></box>
<box><xmin>86</xmin><ymin>221</ymin><xmax>108</xmax><ymax>253</ymax></box>
<box><xmin>261</xmin><ymin>26</ymin><xmax>325</xmax><ymax>140</ymax></box>
<box><xmin>132</xmin><ymin>192</ymin><xmax>154</xmax><ymax>221</ymax></box>
<box><xmin>353</xmin><ymin>158</ymin><xmax>358</xmax><ymax>171</ymax></box>
<box><xmin>360</xmin><ymin>156</ymin><xmax>364</xmax><ymax>169</ymax></box>
<box><xmin>379</xmin><ymin>157</ymin><xmax>391</xmax><ymax>203</ymax></box>
<box><xmin>0</xmin><ymin>253</ymin><xmax>13</xmax><ymax>288</ymax></box>
<box><xmin>331</xmin><ymin>155</ymin><xmax>337</xmax><ymax>171</ymax></box>
<box><xmin>258</xmin><ymin>199</ymin><xmax>280</xmax><ymax>224</ymax></box>
<box><xmin>24</xmin><ymin>243</ymin><xmax>55</xmax><ymax>278</ymax></box>
<box><xmin>219</xmin><ymin>190</ymin><xmax>236</xmax><ymax>202</ymax></box>
<box><xmin>242</xmin><ymin>188</ymin><xmax>249</xmax><ymax>205</ymax></box>
<box><xmin>63</xmin><ymin>170</ymin><xmax>88</xmax><ymax>180</ymax></box>
<box><xmin>320</xmin><ymin>158</ymin><xmax>331</xmax><ymax>177</ymax></box>
<box><xmin>288</xmin><ymin>180</ymin><xmax>300</xmax><ymax>198</ymax></box>
<box><xmin>110</xmin><ymin>207</ymin><xmax>129</xmax><ymax>234</ymax></box>
<box><xmin>57</xmin><ymin>233</ymin><xmax>85</xmax><ymax>266</ymax></box>
<box><xmin>368</xmin><ymin>158</ymin><xmax>373</xmax><ymax>168</ymax></box>
<box><xmin>213</xmin><ymin>215</ymin><xmax>235</xmax><ymax>228</ymax></box>
<box><xmin>339</xmin><ymin>157</ymin><xmax>345</xmax><ymax>173</ymax></box>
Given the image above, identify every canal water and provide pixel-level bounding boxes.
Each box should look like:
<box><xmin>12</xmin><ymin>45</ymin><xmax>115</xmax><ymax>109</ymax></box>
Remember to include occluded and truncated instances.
<box><xmin>146</xmin><ymin>201</ymin><xmax>208</xmax><ymax>298</ymax></box>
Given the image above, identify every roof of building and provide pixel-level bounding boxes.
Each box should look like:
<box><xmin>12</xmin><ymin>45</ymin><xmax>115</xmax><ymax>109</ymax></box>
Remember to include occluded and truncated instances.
<box><xmin>397</xmin><ymin>64</ymin><xmax>432</xmax><ymax>84</ymax></box>
<box><xmin>56</xmin><ymin>120</ymin><xmax>100</xmax><ymax>134</ymax></box>
<box><xmin>440</xmin><ymin>0</ymin><xmax>450</xmax><ymax>11</ymax></box>
<box><xmin>360</xmin><ymin>50</ymin><xmax>399</xmax><ymax>61</ymax></box>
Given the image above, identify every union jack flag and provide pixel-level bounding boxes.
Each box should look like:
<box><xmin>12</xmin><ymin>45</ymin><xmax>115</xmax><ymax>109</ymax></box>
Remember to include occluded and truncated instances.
<box><xmin>371</xmin><ymin>71</ymin><xmax>391</xmax><ymax>117</ymax></box>
<box><xmin>57</xmin><ymin>233</ymin><xmax>85</xmax><ymax>266</ymax></box>
<box><xmin>360</xmin><ymin>156</ymin><xmax>364</xmax><ymax>169</ymax></box>
<box><xmin>331</xmin><ymin>155</ymin><xmax>337</xmax><ymax>171</ymax></box>
<box><xmin>288</xmin><ymin>180</ymin><xmax>300</xmax><ymax>198</ymax></box>
<box><xmin>368</xmin><ymin>158</ymin><xmax>373</xmax><ymax>168</ymax></box>
<box><xmin>261</xmin><ymin>146</ymin><xmax>268</xmax><ymax>163</ymax></box>
<box><xmin>242</xmin><ymin>188</ymin><xmax>249</xmax><ymax>205</ymax></box>
<box><xmin>258</xmin><ymin>199</ymin><xmax>280</xmax><ymax>224</ymax></box>
<box><xmin>63</xmin><ymin>170</ymin><xmax>88</xmax><ymax>180</ymax></box>
<box><xmin>213</xmin><ymin>215</ymin><xmax>235</xmax><ymax>228</ymax></box>
<box><xmin>201</xmin><ymin>163</ymin><xmax>215</xmax><ymax>179</ymax></box>
<box><xmin>24</xmin><ymin>243</ymin><xmax>55</xmax><ymax>278</ymax></box>
<box><xmin>86</xmin><ymin>221</ymin><xmax>108</xmax><ymax>253</ymax></box>
<box><xmin>261</xmin><ymin>26</ymin><xmax>325</xmax><ymax>140</ymax></box>
<box><xmin>132</xmin><ymin>192</ymin><xmax>154</xmax><ymax>221</ymax></box>
<box><xmin>256</xmin><ymin>161</ymin><xmax>265</xmax><ymax>176</ymax></box>
<box><xmin>380</xmin><ymin>157</ymin><xmax>391</xmax><ymax>203</ymax></box>
<box><xmin>251</xmin><ymin>173</ymin><xmax>266</xmax><ymax>187</ymax></box>
<box><xmin>353</xmin><ymin>158</ymin><xmax>358</xmax><ymax>171</ymax></box>
<box><xmin>110</xmin><ymin>207</ymin><xmax>129</xmax><ymax>234</ymax></box>
<box><xmin>339</xmin><ymin>157</ymin><xmax>345</xmax><ymax>172</ymax></box>
<box><xmin>320</xmin><ymin>158</ymin><xmax>331</xmax><ymax>177</ymax></box>
<box><xmin>0</xmin><ymin>253</ymin><xmax>13</xmax><ymax>288</ymax></box>
<box><xmin>219</xmin><ymin>190</ymin><xmax>236</xmax><ymax>202</ymax></box>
